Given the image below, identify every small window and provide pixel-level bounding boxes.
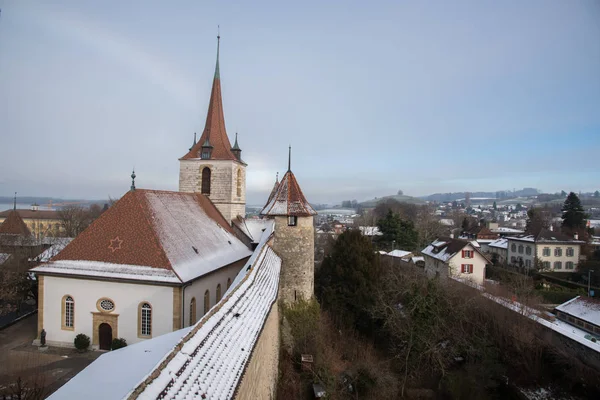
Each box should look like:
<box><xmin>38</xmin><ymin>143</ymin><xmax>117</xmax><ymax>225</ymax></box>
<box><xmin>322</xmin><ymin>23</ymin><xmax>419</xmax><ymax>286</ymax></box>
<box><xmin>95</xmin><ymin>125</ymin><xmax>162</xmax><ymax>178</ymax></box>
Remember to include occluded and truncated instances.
<box><xmin>543</xmin><ymin>247</ymin><xmax>550</xmax><ymax>257</ymax></box>
<box><xmin>511</xmin><ymin>256</ymin><xmax>516</xmax><ymax>264</ymax></box>
<box><xmin>216</xmin><ymin>284</ymin><xmax>222</xmax><ymax>302</ymax></box>
<box><xmin>99</xmin><ymin>299</ymin><xmax>114</xmax><ymax>312</ymax></box>
<box><xmin>554</xmin><ymin>261</ymin><xmax>562</xmax><ymax>270</ymax></box>
<box><xmin>461</xmin><ymin>264</ymin><xmax>473</xmax><ymax>274</ymax></box>
<box><xmin>518</xmin><ymin>245</ymin><xmax>524</xmax><ymax>254</ymax></box>
<box><xmin>140</xmin><ymin>303</ymin><xmax>152</xmax><ymax>337</ymax></box>
<box><xmin>511</xmin><ymin>244</ymin><xmax>516</xmax><ymax>252</ymax></box>
<box><xmin>585</xmin><ymin>323</ymin><xmax>594</xmax><ymax>331</ymax></box>
<box><xmin>554</xmin><ymin>248</ymin><xmax>562</xmax><ymax>257</ymax></box>
<box><xmin>525</xmin><ymin>246</ymin><xmax>532</xmax><ymax>255</ymax></box>
<box><xmin>63</xmin><ymin>296</ymin><xmax>74</xmax><ymax>330</ymax></box>
<box><xmin>462</xmin><ymin>250</ymin><xmax>473</xmax><ymax>259</ymax></box>
<box><xmin>566</xmin><ymin>247</ymin><xmax>574</xmax><ymax>257</ymax></box>
<box><xmin>204</xmin><ymin>290</ymin><xmax>210</xmax><ymax>315</ymax></box>
<box><xmin>576</xmin><ymin>319</ymin><xmax>584</xmax><ymax>327</ymax></box>
<box><xmin>566</xmin><ymin>261</ymin><xmax>574</xmax><ymax>270</ymax></box>
<box><xmin>525</xmin><ymin>259</ymin><xmax>531</xmax><ymax>268</ymax></box>
<box><xmin>189</xmin><ymin>298</ymin><xmax>196</xmax><ymax>326</ymax></box>
<box><xmin>543</xmin><ymin>261</ymin><xmax>551</xmax><ymax>269</ymax></box>
<box><xmin>288</xmin><ymin>216</ymin><xmax>297</xmax><ymax>226</ymax></box>
<box><xmin>201</xmin><ymin>167</ymin><xmax>211</xmax><ymax>195</ymax></box>
<box><xmin>236</xmin><ymin>169</ymin><xmax>242</xmax><ymax>198</ymax></box>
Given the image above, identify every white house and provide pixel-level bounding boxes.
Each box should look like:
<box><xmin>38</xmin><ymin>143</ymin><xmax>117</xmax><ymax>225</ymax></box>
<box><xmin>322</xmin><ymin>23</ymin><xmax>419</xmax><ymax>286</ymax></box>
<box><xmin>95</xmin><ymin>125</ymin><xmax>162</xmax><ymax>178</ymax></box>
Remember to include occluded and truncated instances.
<box><xmin>506</xmin><ymin>227</ymin><xmax>584</xmax><ymax>271</ymax></box>
<box><xmin>488</xmin><ymin>237</ymin><xmax>508</xmax><ymax>264</ymax></box>
<box><xmin>422</xmin><ymin>237</ymin><xmax>490</xmax><ymax>285</ymax></box>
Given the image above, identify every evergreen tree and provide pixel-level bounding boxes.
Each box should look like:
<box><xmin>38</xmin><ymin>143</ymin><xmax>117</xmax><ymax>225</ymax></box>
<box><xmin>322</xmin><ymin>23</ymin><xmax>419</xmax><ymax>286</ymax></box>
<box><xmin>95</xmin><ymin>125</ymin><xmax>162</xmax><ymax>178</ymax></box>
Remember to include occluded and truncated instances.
<box><xmin>376</xmin><ymin>210</ymin><xmax>418</xmax><ymax>250</ymax></box>
<box><xmin>316</xmin><ymin>230</ymin><xmax>379</xmax><ymax>333</ymax></box>
<box><xmin>525</xmin><ymin>208</ymin><xmax>549</xmax><ymax>235</ymax></box>
<box><xmin>561</xmin><ymin>192</ymin><xmax>587</xmax><ymax>230</ymax></box>
<box><xmin>493</xmin><ymin>201</ymin><xmax>497</xmax><ymax>210</ymax></box>
<box><xmin>594</xmin><ymin>190</ymin><xmax>600</xmax><ymax>198</ymax></box>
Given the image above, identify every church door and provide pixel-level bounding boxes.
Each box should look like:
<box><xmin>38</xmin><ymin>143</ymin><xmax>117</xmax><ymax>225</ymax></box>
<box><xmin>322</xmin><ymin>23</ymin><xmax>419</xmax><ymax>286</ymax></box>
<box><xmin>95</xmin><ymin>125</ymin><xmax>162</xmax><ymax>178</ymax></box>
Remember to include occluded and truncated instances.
<box><xmin>99</xmin><ymin>323</ymin><xmax>112</xmax><ymax>350</ymax></box>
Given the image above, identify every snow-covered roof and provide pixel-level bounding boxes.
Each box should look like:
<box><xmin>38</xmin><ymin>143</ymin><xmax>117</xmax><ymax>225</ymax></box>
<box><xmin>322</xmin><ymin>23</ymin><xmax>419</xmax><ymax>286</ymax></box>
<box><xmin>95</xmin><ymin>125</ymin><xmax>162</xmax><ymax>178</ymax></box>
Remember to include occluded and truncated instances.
<box><xmin>507</xmin><ymin>228</ymin><xmax>585</xmax><ymax>245</ymax></box>
<box><xmin>410</xmin><ymin>256</ymin><xmax>424</xmax><ymax>263</ymax></box>
<box><xmin>421</xmin><ymin>237</ymin><xmax>488</xmax><ymax>264</ymax></box>
<box><xmin>488</xmin><ymin>238</ymin><xmax>508</xmax><ymax>250</ymax></box>
<box><xmin>386</xmin><ymin>249</ymin><xmax>412</xmax><ymax>259</ymax></box>
<box><xmin>38</xmin><ymin>190</ymin><xmax>252</xmax><ymax>283</ymax></box>
<box><xmin>260</xmin><ymin>169</ymin><xmax>316</xmax><ymax>217</ymax></box>
<box><xmin>31</xmin><ymin>260</ymin><xmax>181</xmax><ymax>284</ymax></box>
<box><xmin>491</xmin><ymin>227</ymin><xmax>524</xmax><ymax>234</ymax></box>
<box><xmin>358</xmin><ymin>226</ymin><xmax>382</xmax><ymax>236</ymax></box>
<box><xmin>32</xmin><ymin>238</ymin><xmax>73</xmax><ymax>263</ymax></box>
<box><xmin>131</xmin><ymin>242</ymin><xmax>281</xmax><ymax>399</ymax></box>
<box><xmin>439</xmin><ymin>218</ymin><xmax>454</xmax><ymax>226</ymax></box>
<box><xmin>47</xmin><ymin>327</ymin><xmax>193</xmax><ymax>400</ymax></box>
<box><xmin>232</xmin><ymin>218</ymin><xmax>270</xmax><ymax>243</ymax></box>
<box><xmin>556</xmin><ymin>296</ymin><xmax>600</xmax><ymax>327</ymax></box>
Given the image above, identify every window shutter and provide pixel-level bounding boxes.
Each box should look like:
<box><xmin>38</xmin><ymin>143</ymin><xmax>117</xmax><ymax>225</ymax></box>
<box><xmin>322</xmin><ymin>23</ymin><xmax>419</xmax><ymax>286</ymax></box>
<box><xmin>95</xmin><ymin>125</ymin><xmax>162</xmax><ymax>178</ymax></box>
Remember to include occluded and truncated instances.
<box><xmin>461</xmin><ymin>264</ymin><xmax>465</xmax><ymax>273</ymax></box>
<box><xmin>461</xmin><ymin>250</ymin><xmax>465</xmax><ymax>258</ymax></box>
<box><xmin>469</xmin><ymin>265</ymin><xmax>473</xmax><ymax>273</ymax></box>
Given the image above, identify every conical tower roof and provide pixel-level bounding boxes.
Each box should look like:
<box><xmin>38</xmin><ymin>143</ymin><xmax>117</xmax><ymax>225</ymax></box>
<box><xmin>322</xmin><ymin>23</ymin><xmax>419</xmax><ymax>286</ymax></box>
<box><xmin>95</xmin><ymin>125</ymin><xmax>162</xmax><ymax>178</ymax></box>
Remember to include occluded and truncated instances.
<box><xmin>0</xmin><ymin>209</ymin><xmax>31</xmax><ymax>236</ymax></box>
<box><xmin>181</xmin><ymin>36</ymin><xmax>238</xmax><ymax>161</ymax></box>
<box><xmin>260</xmin><ymin>148</ymin><xmax>316</xmax><ymax>217</ymax></box>
<box><xmin>264</xmin><ymin>173</ymin><xmax>280</xmax><ymax>208</ymax></box>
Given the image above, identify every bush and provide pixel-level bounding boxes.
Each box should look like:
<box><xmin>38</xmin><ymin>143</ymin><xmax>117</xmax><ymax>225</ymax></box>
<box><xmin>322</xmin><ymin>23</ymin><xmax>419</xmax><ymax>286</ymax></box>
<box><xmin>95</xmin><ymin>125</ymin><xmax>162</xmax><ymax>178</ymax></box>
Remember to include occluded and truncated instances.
<box><xmin>111</xmin><ymin>337</ymin><xmax>127</xmax><ymax>350</ymax></box>
<box><xmin>74</xmin><ymin>333</ymin><xmax>90</xmax><ymax>351</ymax></box>
<box><xmin>536</xmin><ymin>290</ymin><xmax>579</xmax><ymax>304</ymax></box>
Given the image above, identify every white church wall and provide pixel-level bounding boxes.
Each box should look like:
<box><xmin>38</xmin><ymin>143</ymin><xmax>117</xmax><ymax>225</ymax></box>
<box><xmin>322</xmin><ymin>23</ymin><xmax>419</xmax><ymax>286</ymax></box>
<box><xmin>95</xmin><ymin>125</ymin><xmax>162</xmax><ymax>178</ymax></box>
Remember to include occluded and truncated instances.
<box><xmin>182</xmin><ymin>260</ymin><xmax>246</xmax><ymax>328</ymax></box>
<box><xmin>42</xmin><ymin>275</ymin><xmax>174</xmax><ymax>348</ymax></box>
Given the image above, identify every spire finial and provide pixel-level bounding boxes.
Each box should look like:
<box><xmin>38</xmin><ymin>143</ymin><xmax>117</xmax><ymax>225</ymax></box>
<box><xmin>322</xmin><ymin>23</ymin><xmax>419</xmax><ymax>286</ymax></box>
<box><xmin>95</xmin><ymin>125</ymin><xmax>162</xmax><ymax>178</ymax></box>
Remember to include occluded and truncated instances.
<box><xmin>215</xmin><ymin>26</ymin><xmax>220</xmax><ymax>79</ymax></box>
<box><xmin>13</xmin><ymin>192</ymin><xmax>16</xmax><ymax>210</ymax></box>
<box><xmin>288</xmin><ymin>146</ymin><xmax>291</xmax><ymax>172</ymax></box>
<box><xmin>276</xmin><ymin>172</ymin><xmax>279</xmax><ymax>183</ymax></box>
<box><xmin>130</xmin><ymin>168</ymin><xmax>136</xmax><ymax>191</ymax></box>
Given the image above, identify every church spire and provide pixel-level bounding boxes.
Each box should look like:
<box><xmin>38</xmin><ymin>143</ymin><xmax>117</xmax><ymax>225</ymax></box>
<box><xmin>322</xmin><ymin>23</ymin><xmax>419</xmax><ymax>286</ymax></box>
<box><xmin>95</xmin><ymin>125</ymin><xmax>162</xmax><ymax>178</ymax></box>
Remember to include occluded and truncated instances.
<box><xmin>181</xmin><ymin>33</ymin><xmax>242</xmax><ymax>163</ymax></box>
<box><xmin>130</xmin><ymin>169</ymin><xmax>136</xmax><ymax>191</ymax></box>
<box><xmin>13</xmin><ymin>192</ymin><xmax>16</xmax><ymax>210</ymax></box>
<box><xmin>288</xmin><ymin>146</ymin><xmax>292</xmax><ymax>172</ymax></box>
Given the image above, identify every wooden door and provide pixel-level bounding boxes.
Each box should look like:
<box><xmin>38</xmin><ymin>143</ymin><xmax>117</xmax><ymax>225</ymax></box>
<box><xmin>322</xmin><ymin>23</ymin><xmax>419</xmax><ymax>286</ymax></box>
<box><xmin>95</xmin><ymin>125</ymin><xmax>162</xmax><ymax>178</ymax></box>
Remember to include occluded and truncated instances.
<box><xmin>99</xmin><ymin>323</ymin><xmax>112</xmax><ymax>350</ymax></box>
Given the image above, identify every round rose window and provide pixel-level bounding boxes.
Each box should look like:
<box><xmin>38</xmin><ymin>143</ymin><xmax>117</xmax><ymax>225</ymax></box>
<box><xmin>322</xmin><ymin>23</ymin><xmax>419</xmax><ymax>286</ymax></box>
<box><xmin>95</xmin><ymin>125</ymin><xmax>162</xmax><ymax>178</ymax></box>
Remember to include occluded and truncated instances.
<box><xmin>100</xmin><ymin>299</ymin><xmax>115</xmax><ymax>312</ymax></box>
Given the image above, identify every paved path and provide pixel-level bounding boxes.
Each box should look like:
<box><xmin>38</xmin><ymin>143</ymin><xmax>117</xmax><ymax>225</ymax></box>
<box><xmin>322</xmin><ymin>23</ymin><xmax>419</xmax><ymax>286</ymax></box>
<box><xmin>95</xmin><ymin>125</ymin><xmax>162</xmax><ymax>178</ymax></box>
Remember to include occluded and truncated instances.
<box><xmin>0</xmin><ymin>314</ymin><xmax>101</xmax><ymax>397</ymax></box>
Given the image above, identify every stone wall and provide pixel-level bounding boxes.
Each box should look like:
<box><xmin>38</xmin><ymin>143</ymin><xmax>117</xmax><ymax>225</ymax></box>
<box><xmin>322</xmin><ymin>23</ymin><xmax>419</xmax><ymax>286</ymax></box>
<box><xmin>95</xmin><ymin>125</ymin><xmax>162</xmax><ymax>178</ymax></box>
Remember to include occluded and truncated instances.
<box><xmin>272</xmin><ymin>216</ymin><xmax>314</xmax><ymax>303</ymax></box>
<box><xmin>178</xmin><ymin>159</ymin><xmax>246</xmax><ymax>222</ymax></box>
<box><xmin>234</xmin><ymin>302</ymin><xmax>279</xmax><ymax>400</ymax></box>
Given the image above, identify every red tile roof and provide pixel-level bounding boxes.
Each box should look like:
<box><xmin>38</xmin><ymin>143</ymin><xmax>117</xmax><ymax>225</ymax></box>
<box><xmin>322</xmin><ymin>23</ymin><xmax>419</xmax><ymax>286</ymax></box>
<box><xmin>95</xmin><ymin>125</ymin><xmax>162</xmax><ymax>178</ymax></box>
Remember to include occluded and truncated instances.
<box><xmin>260</xmin><ymin>170</ymin><xmax>317</xmax><ymax>217</ymax></box>
<box><xmin>0</xmin><ymin>210</ymin><xmax>32</xmax><ymax>236</ymax></box>
<box><xmin>181</xmin><ymin>41</ymin><xmax>238</xmax><ymax>162</ymax></box>
<box><xmin>0</xmin><ymin>209</ymin><xmax>60</xmax><ymax>220</ymax></box>
<box><xmin>52</xmin><ymin>189</ymin><xmax>246</xmax><ymax>276</ymax></box>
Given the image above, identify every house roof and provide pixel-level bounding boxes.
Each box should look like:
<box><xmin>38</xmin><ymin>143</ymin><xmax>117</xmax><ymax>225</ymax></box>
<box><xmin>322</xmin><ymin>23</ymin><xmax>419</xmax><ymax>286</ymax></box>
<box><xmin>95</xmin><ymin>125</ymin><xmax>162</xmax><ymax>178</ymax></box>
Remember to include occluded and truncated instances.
<box><xmin>0</xmin><ymin>209</ymin><xmax>31</xmax><ymax>236</ymax></box>
<box><xmin>260</xmin><ymin>169</ymin><xmax>316</xmax><ymax>217</ymax></box>
<box><xmin>181</xmin><ymin>38</ymin><xmax>239</xmax><ymax>162</ymax></box>
<box><xmin>32</xmin><ymin>237</ymin><xmax>73</xmax><ymax>263</ymax></box>
<box><xmin>488</xmin><ymin>237</ymin><xmax>508</xmax><ymax>250</ymax></box>
<box><xmin>421</xmin><ymin>237</ymin><xmax>490</xmax><ymax>264</ymax></box>
<box><xmin>0</xmin><ymin>209</ymin><xmax>60</xmax><ymax>220</ymax></box>
<box><xmin>556</xmin><ymin>296</ymin><xmax>600</xmax><ymax>327</ymax></box>
<box><xmin>232</xmin><ymin>218</ymin><xmax>271</xmax><ymax>244</ymax></box>
<box><xmin>33</xmin><ymin>189</ymin><xmax>251</xmax><ymax>283</ymax></box>
<box><xmin>507</xmin><ymin>228</ymin><xmax>584</xmax><ymax>244</ymax></box>
<box><xmin>264</xmin><ymin>175</ymin><xmax>280</xmax><ymax>209</ymax></box>
<box><xmin>386</xmin><ymin>249</ymin><xmax>413</xmax><ymax>259</ymax></box>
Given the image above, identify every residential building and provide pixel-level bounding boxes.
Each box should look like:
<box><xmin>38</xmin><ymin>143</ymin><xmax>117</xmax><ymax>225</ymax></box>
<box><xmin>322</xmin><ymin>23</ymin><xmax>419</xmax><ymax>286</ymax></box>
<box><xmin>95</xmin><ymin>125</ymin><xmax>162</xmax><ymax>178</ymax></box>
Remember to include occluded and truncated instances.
<box><xmin>555</xmin><ymin>296</ymin><xmax>600</xmax><ymax>337</ymax></box>
<box><xmin>421</xmin><ymin>237</ymin><xmax>489</xmax><ymax>285</ymax></box>
<box><xmin>506</xmin><ymin>227</ymin><xmax>584</xmax><ymax>271</ymax></box>
<box><xmin>0</xmin><ymin>206</ymin><xmax>63</xmax><ymax>238</ymax></box>
<box><xmin>488</xmin><ymin>237</ymin><xmax>508</xmax><ymax>264</ymax></box>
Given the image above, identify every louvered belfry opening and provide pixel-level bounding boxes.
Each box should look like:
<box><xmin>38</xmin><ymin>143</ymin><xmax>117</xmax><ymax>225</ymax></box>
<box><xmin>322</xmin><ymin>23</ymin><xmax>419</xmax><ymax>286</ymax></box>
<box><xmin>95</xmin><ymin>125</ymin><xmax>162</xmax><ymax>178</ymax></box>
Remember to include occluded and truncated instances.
<box><xmin>201</xmin><ymin>168</ymin><xmax>211</xmax><ymax>195</ymax></box>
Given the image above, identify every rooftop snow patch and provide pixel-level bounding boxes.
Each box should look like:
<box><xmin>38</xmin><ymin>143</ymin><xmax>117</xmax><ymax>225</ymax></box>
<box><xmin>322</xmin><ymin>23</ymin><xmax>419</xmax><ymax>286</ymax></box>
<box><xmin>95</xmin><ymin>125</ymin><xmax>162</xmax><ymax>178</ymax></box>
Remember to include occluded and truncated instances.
<box><xmin>556</xmin><ymin>296</ymin><xmax>600</xmax><ymax>327</ymax></box>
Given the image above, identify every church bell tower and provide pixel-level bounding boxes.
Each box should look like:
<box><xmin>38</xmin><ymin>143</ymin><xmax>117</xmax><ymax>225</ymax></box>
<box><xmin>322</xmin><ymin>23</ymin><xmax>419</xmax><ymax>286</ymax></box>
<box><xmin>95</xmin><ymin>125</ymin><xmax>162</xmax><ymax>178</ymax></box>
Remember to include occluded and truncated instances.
<box><xmin>178</xmin><ymin>35</ymin><xmax>246</xmax><ymax>223</ymax></box>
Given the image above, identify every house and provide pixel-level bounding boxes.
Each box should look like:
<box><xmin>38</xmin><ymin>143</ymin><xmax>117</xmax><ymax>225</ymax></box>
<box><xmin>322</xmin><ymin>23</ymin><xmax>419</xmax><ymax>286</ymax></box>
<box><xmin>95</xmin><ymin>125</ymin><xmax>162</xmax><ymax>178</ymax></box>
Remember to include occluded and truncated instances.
<box><xmin>0</xmin><ymin>205</ymin><xmax>64</xmax><ymax>238</ymax></box>
<box><xmin>421</xmin><ymin>237</ymin><xmax>489</xmax><ymax>285</ymax></box>
<box><xmin>506</xmin><ymin>227</ymin><xmax>584</xmax><ymax>271</ymax></box>
<box><xmin>488</xmin><ymin>237</ymin><xmax>508</xmax><ymax>264</ymax></box>
<box><xmin>555</xmin><ymin>296</ymin><xmax>600</xmax><ymax>337</ymax></box>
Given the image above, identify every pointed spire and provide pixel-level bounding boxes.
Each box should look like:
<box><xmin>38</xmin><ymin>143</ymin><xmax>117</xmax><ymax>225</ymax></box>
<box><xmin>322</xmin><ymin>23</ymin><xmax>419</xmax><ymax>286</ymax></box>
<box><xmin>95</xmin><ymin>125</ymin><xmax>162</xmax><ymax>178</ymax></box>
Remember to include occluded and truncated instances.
<box><xmin>13</xmin><ymin>192</ymin><xmax>16</xmax><ymax>210</ymax></box>
<box><xmin>276</xmin><ymin>172</ymin><xmax>279</xmax><ymax>183</ymax></box>
<box><xmin>215</xmin><ymin>26</ymin><xmax>220</xmax><ymax>79</ymax></box>
<box><xmin>288</xmin><ymin>146</ymin><xmax>292</xmax><ymax>172</ymax></box>
<box><xmin>189</xmin><ymin>132</ymin><xmax>197</xmax><ymax>152</ymax></box>
<box><xmin>232</xmin><ymin>132</ymin><xmax>240</xmax><ymax>150</ymax></box>
<box><xmin>130</xmin><ymin>169</ymin><xmax>136</xmax><ymax>191</ymax></box>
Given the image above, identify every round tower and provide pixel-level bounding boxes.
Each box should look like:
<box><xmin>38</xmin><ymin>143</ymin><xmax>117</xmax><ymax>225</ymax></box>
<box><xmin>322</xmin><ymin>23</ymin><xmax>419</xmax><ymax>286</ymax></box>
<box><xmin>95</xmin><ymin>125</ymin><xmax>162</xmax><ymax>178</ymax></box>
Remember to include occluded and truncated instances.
<box><xmin>260</xmin><ymin>148</ymin><xmax>316</xmax><ymax>304</ymax></box>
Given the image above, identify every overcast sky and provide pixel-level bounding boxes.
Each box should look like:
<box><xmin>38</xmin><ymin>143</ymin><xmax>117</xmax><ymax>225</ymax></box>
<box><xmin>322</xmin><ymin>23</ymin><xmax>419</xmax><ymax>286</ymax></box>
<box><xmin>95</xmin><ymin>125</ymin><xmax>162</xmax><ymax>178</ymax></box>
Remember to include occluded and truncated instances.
<box><xmin>0</xmin><ymin>1</ymin><xmax>598</xmax><ymax>205</ymax></box>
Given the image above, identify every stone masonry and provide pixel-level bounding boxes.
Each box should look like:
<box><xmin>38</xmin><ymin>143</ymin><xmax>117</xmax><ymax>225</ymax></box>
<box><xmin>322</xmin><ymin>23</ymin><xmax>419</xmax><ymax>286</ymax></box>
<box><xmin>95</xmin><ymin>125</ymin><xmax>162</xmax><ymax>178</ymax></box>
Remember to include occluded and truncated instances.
<box><xmin>179</xmin><ymin>159</ymin><xmax>246</xmax><ymax>222</ymax></box>
<box><xmin>234</xmin><ymin>302</ymin><xmax>279</xmax><ymax>400</ymax></box>
<box><xmin>272</xmin><ymin>215</ymin><xmax>314</xmax><ymax>303</ymax></box>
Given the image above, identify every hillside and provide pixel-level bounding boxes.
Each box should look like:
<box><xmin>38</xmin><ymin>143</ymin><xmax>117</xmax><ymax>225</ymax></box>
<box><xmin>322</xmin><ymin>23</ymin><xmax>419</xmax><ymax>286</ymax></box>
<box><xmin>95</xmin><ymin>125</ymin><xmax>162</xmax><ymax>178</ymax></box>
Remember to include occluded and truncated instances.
<box><xmin>359</xmin><ymin>193</ymin><xmax>425</xmax><ymax>208</ymax></box>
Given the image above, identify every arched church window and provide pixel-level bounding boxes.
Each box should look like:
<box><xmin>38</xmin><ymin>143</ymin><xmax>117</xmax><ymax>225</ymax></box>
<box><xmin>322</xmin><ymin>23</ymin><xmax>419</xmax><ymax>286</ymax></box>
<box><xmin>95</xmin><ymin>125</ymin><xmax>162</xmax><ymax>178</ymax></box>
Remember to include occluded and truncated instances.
<box><xmin>201</xmin><ymin>167</ymin><xmax>211</xmax><ymax>195</ymax></box>
<box><xmin>204</xmin><ymin>290</ymin><xmax>210</xmax><ymax>315</ymax></box>
<box><xmin>62</xmin><ymin>295</ymin><xmax>74</xmax><ymax>330</ymax></box>
<box><xmin>189</xmin><ymin>297</ymin><xmax>196</xmax><ymax>326</ymax></box>
<box><xmin>216</xmin><ymin>284</ymin><xmax>222</xmax><ymax>302</ymax></box>
<box><xmin>139</xmin><ymin>302</ymin><xmax>152</xmax><ymax>337</ymax></box>
<box><xmin>236</xmin><ymin>169</ymin><xmax>242</xmax><ymax>197</ymax></box>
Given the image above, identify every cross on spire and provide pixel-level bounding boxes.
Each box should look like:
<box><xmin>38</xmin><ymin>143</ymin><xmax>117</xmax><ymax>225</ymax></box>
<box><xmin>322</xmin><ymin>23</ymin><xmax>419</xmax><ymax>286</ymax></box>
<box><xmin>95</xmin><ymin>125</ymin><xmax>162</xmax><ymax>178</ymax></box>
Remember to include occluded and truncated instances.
<box><xmin>130</xmin><ymin>169</ymin><xmax>136</xmax><ymax>191</ymax></box>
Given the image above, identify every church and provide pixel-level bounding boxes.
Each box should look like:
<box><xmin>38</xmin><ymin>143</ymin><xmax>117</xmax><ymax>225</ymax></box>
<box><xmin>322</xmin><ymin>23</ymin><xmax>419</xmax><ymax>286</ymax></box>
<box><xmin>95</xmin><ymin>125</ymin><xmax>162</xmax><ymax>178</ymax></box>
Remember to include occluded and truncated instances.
<box><xmin>35</xmin><ymin>36</ymin><xmax>315</xmax><ymax>400</ymax></box>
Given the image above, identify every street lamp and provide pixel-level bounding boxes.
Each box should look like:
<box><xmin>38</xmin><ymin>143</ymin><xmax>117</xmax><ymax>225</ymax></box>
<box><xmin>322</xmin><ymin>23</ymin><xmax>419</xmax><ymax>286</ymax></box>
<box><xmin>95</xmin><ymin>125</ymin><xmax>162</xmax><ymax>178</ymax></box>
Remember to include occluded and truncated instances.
<box><xmin>392</xmin><ymin>240</ymin><xmax>396</xmax><ymax>252</ymax></box>
<box><xmin>589</xmin><ymin>270</ymin><xmax>595</xmax><ymax>297</ymax></box>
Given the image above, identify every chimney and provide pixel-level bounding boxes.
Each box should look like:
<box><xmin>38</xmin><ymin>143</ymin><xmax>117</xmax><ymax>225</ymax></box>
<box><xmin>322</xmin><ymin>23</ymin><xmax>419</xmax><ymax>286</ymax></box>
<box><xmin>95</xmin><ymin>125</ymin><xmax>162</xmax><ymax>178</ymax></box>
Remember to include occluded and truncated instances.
<box><xmin>549</xmin><ymin>225</ymin><xmax>554</xmax><ymax>232</ymax></box>
<box><xmin>574</xmin><ymin>233</ymin><xmax>579</xmax><ymax>240</ymax></box>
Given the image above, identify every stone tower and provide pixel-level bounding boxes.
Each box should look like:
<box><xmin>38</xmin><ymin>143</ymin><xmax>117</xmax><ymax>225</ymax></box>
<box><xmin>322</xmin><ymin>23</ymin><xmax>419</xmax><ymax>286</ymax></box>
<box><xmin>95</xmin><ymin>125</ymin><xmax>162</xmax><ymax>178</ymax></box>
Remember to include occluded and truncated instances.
<box><xmin>260</xmin><ymin>148</ymin><xmax>317</xmax><ymax>303</ymax></box>
<box><xmin>179</xmin><ymin>36</ymin><xmax>246</xmax><ymax>223</ymax></box>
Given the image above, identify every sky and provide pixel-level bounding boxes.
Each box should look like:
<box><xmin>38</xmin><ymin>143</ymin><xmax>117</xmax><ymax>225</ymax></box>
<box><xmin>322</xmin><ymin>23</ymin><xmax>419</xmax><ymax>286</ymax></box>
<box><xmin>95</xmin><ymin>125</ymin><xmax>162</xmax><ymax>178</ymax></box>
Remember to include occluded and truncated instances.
<box><xmin>0</xmin><ymin>0</ymin><xmax>599</xmax><ymax>205</ymax></box>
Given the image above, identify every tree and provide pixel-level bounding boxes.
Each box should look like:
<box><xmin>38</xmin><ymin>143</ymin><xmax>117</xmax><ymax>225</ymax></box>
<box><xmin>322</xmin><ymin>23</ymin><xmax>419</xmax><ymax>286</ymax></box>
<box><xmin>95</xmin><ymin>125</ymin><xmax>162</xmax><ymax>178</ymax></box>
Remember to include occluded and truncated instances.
<box><xmin>561</xmin><ymin>190</ymin><xmax>567</xmax><ymax>197</ymax></box>
<box><xmin>397</xmin><ymin>190</ymin><xmax>404</xmax><ymax>196</ymax></box>
<box><xmin>377</xmin><ymin>210</ymin><xmax>418</xmax><ymax>251</ymax></box>
<box><xmin>493</xmin><ymin>201</ymin><xmax>497</xmax><ymax>210</ymax></box>
<box><xmin>595</xmin><ymin>190</ymin><xmax>600</xmax><ymax>198</ymax></box>
<box><xmin>316</xmin><ymin>230</ymin><xmax>379</xmax><ymax>333</ymax></box>
<box><xmin>561</xmin><ymin>192</ymin><xmax>587</xmax><ymax>231</ymax></box>
<box><xmin>525</xmin><ymin>207</ymin><xmax>551</xmax><ymax>235</ymax></box>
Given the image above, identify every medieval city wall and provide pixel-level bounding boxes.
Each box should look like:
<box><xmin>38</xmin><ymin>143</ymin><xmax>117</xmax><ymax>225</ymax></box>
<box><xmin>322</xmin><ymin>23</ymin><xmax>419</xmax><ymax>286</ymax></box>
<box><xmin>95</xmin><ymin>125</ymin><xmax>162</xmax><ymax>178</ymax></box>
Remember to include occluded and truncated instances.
<box><xmin>234</xmin><ymin>301</ymin><xmax>280</xmax><ymax>400</ymax></box>
<box><xmin>179</xmin><ymin>159</ymin><xmax>246</xmax><ymax>221</ymax></box>
<box><xmin>272</xmin><ymin>215</ymin><xmax>314</xmax><ymax>303</ymax></box>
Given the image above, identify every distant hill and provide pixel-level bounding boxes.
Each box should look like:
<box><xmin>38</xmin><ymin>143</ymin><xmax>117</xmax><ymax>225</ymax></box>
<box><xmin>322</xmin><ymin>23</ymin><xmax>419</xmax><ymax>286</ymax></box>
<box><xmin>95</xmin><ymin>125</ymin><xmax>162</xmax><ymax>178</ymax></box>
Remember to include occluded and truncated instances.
<box><xmin>359</xmin><ymin>194</ymin><xmax>425</xmax><ymax>208</ymax></box>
